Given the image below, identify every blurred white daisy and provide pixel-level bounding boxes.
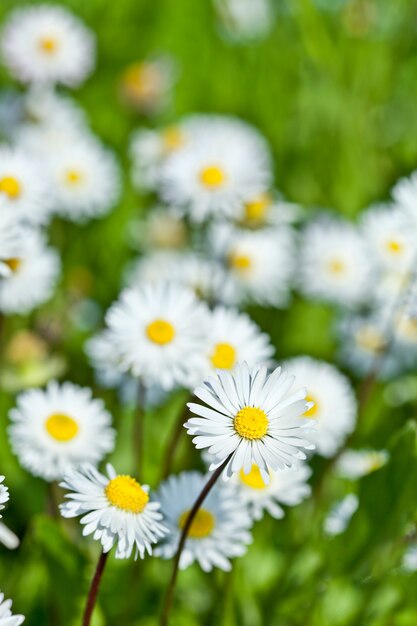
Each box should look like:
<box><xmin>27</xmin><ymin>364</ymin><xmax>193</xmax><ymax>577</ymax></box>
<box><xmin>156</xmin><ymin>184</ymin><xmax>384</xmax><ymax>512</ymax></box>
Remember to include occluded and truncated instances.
<box><xmin>324</xmin><ymin>494</ymin><xmax>358</xmax><ymax>536</ymax></box>
<box><xmin>230</xmin><ymin>462</ymin><xmax>311</xmax><ymax>521</ymax></box>
<box><xmin>0</xmin><ymin>477</ymin><xmax>20</xmax><ymax>551</ymax></box>
<box><xmin>185</xmin><ymin>362</ymin><xmax>315</xmax><ymax>482</ymax></box>
<box><xmin>0</xmin><ymin>209</ymin><xmax>24</xmax><ymax>278</ymax></box>
<box><xmin>1</xmin><ymin>4</ymin><xmax>95</xmax><ymax>87</ymax></box>
<box><xmin>9</xmin><ymin>381</ymin><xmax>115</xmax><ymax>482</ymax></box>
<box><xmin>105</xmin><ymin>283</ymin><xmax>210</xmax><ymax>390</ymax></box>
<box><xmin>336</xmin><ymin>449</ymin><xmax>389</xmax><ymax>479</ymax></box>
<box><xmin>85</xmin><ymin>330</ymin><xmax>126</xmax><ymax>390</ymax></box>
<box><xmin>215</xmin><ymin>0</ymin><xmax>274</xmax><ymax>43</ymax></box>
<box><xmin>21</xmin><ymin>87</ymin><xmax>87</xmax><ymax>133</ymax></box>
<box><xmin>392</xmin><ymin>172</ymin><xmax>417</xmax><ymax>228</ymax></box>
<box><xmin>283</xmin><ymin>357</ymin><xmax>357</xmax><ymax>458</ymax></box>
<box><xmin>235</xmin><ymin>191</ymin><xmax>302</xmax><ymax>229</ymax></box>
<box><xmin>154</xmin><ymin>471</ymin><xmax>252</xmax><ymax>571</ymax></box>
<box><xmin>0</xmin><ymin>144</ymin><xmax>52</xmax><ymax>225</ymax></box>
<box><xmin>120</xmin><ymin>56</ymin><xmax>176</xmax><ymax>116</ymax></box>
<box><xmin>130</xmin><ymin>207</ymin><xmax>187</xmax><ymax>251</ymax></box>
<box><xmin>60</xmin><ymin>463</ymin><xmax>166</xmax><ymax>559</ymax></box>
<box><xmin>0</xmin><ymin>229</ymin><xmax>60</xmax><ymax>315</ymax></box>
<box><xmin>0</xmin><ymin>592</ymin><xmax>24</xmax><ymax>626</ymax></box>
<box><xmin>0</xmin><ymin>477</ymin><xmax>9</xmax><ymax>516</ymax></box>
<box><xmin>160</xmin><ymin>115</ymin><xmax>272</xmax><ymax>222</ymax></box>
<box><xmin>299</xmin><ymin>218</ymin><xmax>373</xmax><ymax>307</ymax></box>
<box><xmin>402</xmin><ymin>544</ymin><xmax>417</xmax><ymax>573</ymax></box>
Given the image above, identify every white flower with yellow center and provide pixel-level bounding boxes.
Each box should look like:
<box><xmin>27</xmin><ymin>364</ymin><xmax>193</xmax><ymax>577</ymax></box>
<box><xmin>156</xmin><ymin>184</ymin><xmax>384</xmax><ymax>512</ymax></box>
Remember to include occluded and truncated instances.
<box><xmin>105</xmin><ymin>283</ymin><xmax>210</xmax><ymax>390</ymax></box>
<box><xmin>154</xmin><ymin>471</ymin><xmax>252</xmax><ymax>571</ymax></box>
<box><xmin>205</xmin><ymin>306</ymin><xmax>274</xmax><ymax>375</ymax></box>
<box><xmin>8</xmin><ymin>381</ymin><xmax>115</xmax><ymax>482</ymax></box>
<box><xmin>185</xmin><ymin>362</ymin><xmax>315</xmax><ymax>482</ymax></box>
<box><xmin>0</xmin><ymin>209</ymin><xmax>24</xmax><ymax>279</ymax></box>
<box><xmin>236</xmin><ymin>191</ymin><xmax>302</xmax><ymax>229</ymax></box>
<box><xmin>230</xmin><ymin>462</ymin><xmax>311</xmax><ymax>521</ymax></box>
<box><xmin>283</xmin><ymin>357</ymin><xmax>357</xmax><ymax>458</ymax></box>
<box><xmin>336</xmin><ymin>449</ymin><xmax>389</xmax><ymax>479</ymax></box>
<box><xmin>60</xmin><ymin>463</ymin><xmax>166</xmax><ymax>559</ymax></box>
<box><xmin>0</xmin><ymin>145</ymin><xmax>52</xmax><ymax>225</ymax></box>
<box><xmin>361</xmin><ymin>205</ymin><xmax>413</xmax><ymax>273</ymax></box>
<box><xmin>0</xmin><ymin>592</ymin><xmax>24</xmax><ymax>626</ymax></box>
<box><xmin>1</xmin><ymin>5</ymin><xmax>95</xmax><ymax>87</ymax></box>
<box><xmin>121</xmin><ymin>56</ymin><xmax>176</xmax><ymax>115</ymax></box>
<box><xmin>299</xmin><ymin>219</ymin><xmax>374</xmax><ymax>307</ymax></box>
<box><xmin>160</xmin><ymin>115</ymin><xmax>272</xmax><ymax>222</ymax></box>
<box><xmin>0</xmin><ymin>229</ymin><xmax>60</xmax><ymax>315</ymax></box>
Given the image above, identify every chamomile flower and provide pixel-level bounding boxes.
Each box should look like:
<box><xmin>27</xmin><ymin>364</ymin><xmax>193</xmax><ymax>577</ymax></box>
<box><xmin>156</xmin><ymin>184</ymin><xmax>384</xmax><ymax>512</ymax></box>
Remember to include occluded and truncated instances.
<box><xmin>283</xmin><ymin>357</ymin><xmax>356</xmax><ymax>458</ymax></box>
<box><xmin>0</xmin><ymin>229</ymin><xmax>60</xmax><ymax>315</ymax></box>
<box><xmin>60</xmin><ymin>463</ymin><xmax>166</xmax><ymax>559</ymax></box>
<box><xmin>185</xmin><ymin>363</ymin><xmax>315</xmax><ymax>482</ymax></box>
<box><xmin>155</xmin><ymin>471</ymin><xmax>252</xmax><ymax>571</ymax></box>
<box><xmin>235</xmin><ymin>191</ymin><xmax>302</xmax><ymax>229</ymax></box>
<box><xmin>160</xmin><ymin>115</ymin><xmax>272</xmax><ymax>222</ymax></box>
<box><xmin>0</xmin><ymin>592</ymin><xmax>24</xmax><ymax>626</ymax></box>
<box><xmin>0</xmin><ymin>477</ymin><xmax>9</xmax><ymax>516</ymax></box>
<box><xmin>392</xmin><ymin>172</ymin><xmax>417</xmax><ymax>227</ymax></box>
<box><xmin>215</xmin><ymin>0</ymin><xmax>274</xmax><ymax>43</ymax></box>
<box><xmin>105</xmin><ymin>283</ymin><xmax>210</xmax><ymax>390</ymax></box>
<box><xmin>85</xmin><ymin>330</ymin><xmax>125</xmax><ymax>389</ymax></box>
<box><xmin>336</xmin><ymin>449</ymin><xmax>389</xmax><ymax>479</ymax></box>
<box><xmin>9</xmin><ymin>381</ymin><xmax>115</xmax><ymax>482</ymax></box>
<box><xmin>22</xmin><ymin>87</ymin><xmax>87</xmax><ymax>133</ymax></box>
<box><xmin>205</xmin><ymin>306</ymin><xmax>274</xmax><ymax>374</ymax></box>
<box><xmin>230</xmin><ymin>462</ymin><xmax>311</xmax><ymax>521</ymax></box>
<box><xmin>0</xmin><ymin>209</ymin><xmax>24</xmax><ymax>278</ymax></box>
<box><xmin>120</xmin><ymin>56</ymin><xmax>176</xmax><ymax>115</ymax></box>
<box><xmin>299</xmin><ymin>218</ymin><xmax>373</xmax><ymax>307</ymax></box>
<box><xmin>1</xmin><ymin>5</ymin><xmax>95</xmax><ymax>87</ymax></box>
<box><xmin>131</xmin><ymin>207</ymin><xmax>187</xmax><ymax>251</ymax></box>
<box><xmin>0</xmin><ymin>144</ymin><xmax>52</xmax><ymax>225</ymax></box>
<box><xmin>324</xmin><ymin>494</ymin><xmax>358</xmax><ymax>536</ymax></box>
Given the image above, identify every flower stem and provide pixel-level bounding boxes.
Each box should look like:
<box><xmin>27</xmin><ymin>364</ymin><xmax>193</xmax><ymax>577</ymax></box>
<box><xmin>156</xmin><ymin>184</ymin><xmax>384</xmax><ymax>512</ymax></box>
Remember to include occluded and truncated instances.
<box><xmin>161</xmin><ymin>397</ymin><xmax>192</xmax><ymax>480</ymax></box>
<box><xmin>133</xmin><ymin>380</ymin><xmax>146</xmax><ymax>478</ymax></box>
<box><xmin>159</xmin><ymin>454</ymin><xmax>232</xmax><ymax>626</ymax></box>
<box><xmin>81</xmin><ymin>550</ymin><xmax>109</xmax><ymax>626</ymax></box>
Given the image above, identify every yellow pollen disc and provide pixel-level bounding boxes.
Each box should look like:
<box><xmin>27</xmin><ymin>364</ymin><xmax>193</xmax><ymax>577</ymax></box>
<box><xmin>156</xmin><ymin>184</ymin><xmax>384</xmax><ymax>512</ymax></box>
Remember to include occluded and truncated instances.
<box><xmin>327</xmin><ymin>258</ymin><xmax>346</xmax><ymax>274</ymax></box>
<box><xmin>3</xmin><ymin>258</ymin><xmax>22</xmax><ymax>273</ymax></box>
<box><xmin>239</xmin><ymin>464</ymin><xmax>268</xmax><ymax>490</ymax></box>
<box><xmin>39</xmin><ymin>36</ymin><xmax>58</xmax><ymax>54</ymax></box>
<box><xmin>304</xmin><ymin>393</ymin><xmax>319</xmax><ymax>418</ymax></box>
<box><xmin>244</xmin><ymin>193</ymin><xmax>271</xmax><ymax>222</ymax></box>
<box><xmin>162</xmin><ymin>126</ymin><xmax>184</xmax><ymax>152</ymax></box>
<box><xmin>0</xmin><ymin>176</ymin><xmax>21</xmax><ymax>199</ymax></box>
<box><xmin>199</xmin><ymin>165</ymin><xmax>226</xmax><ymax>189</ymax></box>
<box><xmin>65</xmin><ymin>169</ymin><xmax>83</xmax><ymax>185</ymax></box>
<box><xmin>45</xmin><ymin>413</ymin><xmax>79</xmax><ymax>442</ymax></box>
<box><xmin>386</xmin><ymin>239</ymin><xmax>403</xmax><ymax>255</ymax></box>
<box><xmin>105</xmin><ymin>475</ymin><xmax>149</xmax><ymax>513</ymax></box>
<box><xmin>178</xmin><ymin>508</ymin><xmax>215</xmax><ymax>538</ymax></box>
<box><xmin>229</xmin><ymin>252</ymin><xmax>252</xmax><ymax>273</ymax></box>
<box><xmin>355</xmin><ymin>326</ymin><xmax>386</xmax><ymax>353</ymax></box>
<box><xmin>146</xmin><ymin>319</ymin><xmax>176</xmax><ymax>345</ymax></box>
<box><xmin>234</xmin><ymin>406</ymin><xmax>268</xmax><ymax>440</ymax></box>
<box><xmin>210</xmin><ymin>342</ymin><xmax>236</xmax><ymax>369</ymax></box>
<box><xmin>396</xmin><ymin>315</ymin><xmax>417</xmax><ymax>340</ymax></box>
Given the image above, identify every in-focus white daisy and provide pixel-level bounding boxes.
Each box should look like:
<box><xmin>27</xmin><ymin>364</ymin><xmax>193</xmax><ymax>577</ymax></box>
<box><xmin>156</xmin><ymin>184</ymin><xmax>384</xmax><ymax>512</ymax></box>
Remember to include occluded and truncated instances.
<box><xmin>105</xmin><ymin>283</ymin><xmax>210</xmax><ymax>390</ymax></box>
<box><xmin>1</xmin><ymin>5</ymin><xmax>95</xmax><ymax>87</ymax></box>
<box><xmin>0</xmin><ymin>209</ymin><xmax>24</xmax><ymax>278</ymax></box>
<box><xmin>215</xmin><ymin>0</ymin><xmax>274</xmax><ymax>42</ymax></box>
<box><xmin>230</xmin><ymin>462</ymin><xmax>311</xmax><ymax>521</ymax></box>
<box><xmin>155</xmin><ymin>471</ymin><xmax>252</xmax><ymax>571</ymax></box>
<box><xmin>299</xmin><ymin>218</ymin><xmax>374</xmax><ymax>307</ymax></box>
<box><xmin>0</xmin><ymin>229</ymin><xmax>60</xmax><ymax>315</ymax></box>
<box><xmin>0</xmin><ymin>144</ymin><xmax>52</xmax><ymax>225</ymax></box>
<box><xmin>160</xmin><ymin>115</ymin><xmax>272</xmax><ymax>222</ymax></box>
<box><xmin>324</xmin><ymin>494</ymin><xmax>359</xmax><ymax>536</ymax></box>
<box><xmin>185</xmin><ymin>362</ymin><xmax>315</xmax><ymax>482</ymax></box>
<box><xmin>0</xmin><ymin>477</ymin><xmax>9</xmax><ymax>517</ymax></box>
<box><xmin>283</xmin><ymin>357</ymin><xmax>357</xmax><ymax>458</ymax></box>
<box><xmin>9</xmin><ymin>381</ymin><xmax>115</xmax><ymax>482</ymax></box>
<box><xmin>336</xmin><ymin>449</ymin><xmax>389</xmax><ymax>479</ymax></box>
<box><xmin>392</xmin><ymin>172</ymin><xmax>417</xmax><ymax>228</ymax></box>
<box><xmin>60</xmin><ymin>463</ymin><xmax>166</xmax><ymax>559</ymax></box>
<box><xmin>0</xmin><ymin>592</ymin><xmax>24</xmax><ymax>626</ymax></box>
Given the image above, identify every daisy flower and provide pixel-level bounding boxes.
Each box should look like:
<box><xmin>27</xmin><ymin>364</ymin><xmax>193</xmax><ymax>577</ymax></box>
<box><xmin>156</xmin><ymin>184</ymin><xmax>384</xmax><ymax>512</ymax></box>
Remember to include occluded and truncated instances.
<box><xmin>131</xmin><ymin>207</ymin><xmax>187</xmax><ymax>251</ymax></box>
<box><xmin>154</xmin><ymin>471</ymin><xmax>252</xmax><ymax>571</ymax></box>
<box><xmin>230</xmin><ymin>462</ymin><xmax>311</xmax><ymax>521</ymax></box>
<box><xmin>392</xmin><ymin>172</ymin><xmax>417</xmax><ymax>227</ymax></box>
<box><xmin>0</xmin><ymin>592</ymin><xmax>24</xmax><ymax>626</ymax></box>
<box><xmin>0</xmin><ymin>477</ymin><xmax>9</xmax><ymax>517</ymax></box>
<box><xmin>336</xmin><ymin>449</ymin><xmax>389</xmax><ymax>479</ymax></box>
<box><xmin>1</xmin><ymin>5</ymin><xmax>95</xmax><ymax>87</ymax></box>
<box><xmin>324</xmin><ymin>494</ymin><xmax>358</xmax><ymax>536</ymax></box>
<box><xmin>0</xmin><ymin>209</ymin><xmax>24</xmax><ymax>278</ymax></box>
<box><xmin>160</xmin><ymin>115</ymin><xmax>272</xmax><ymax>222</ymax></box>
<box><xmin>299</xmin><ymin>218</ymin><xmax>374</xmax><ymax>307</ymax></box>
<box><xmin>22</xmin><ymin>87</ymin><xmax>87</xmax><ymax>133</ymax></box>
<box><xmin>120</xmin><ymin>56</ymin><xmax>176</xmax><ymax>115</ymax></box>
<box><xmin>9</xmin><ymin>381</ymin><xmax>115</xmax><ymax>482</ymax></box>
<box><xmin>0</xmin><ymin>477</ymin><xmax>20</xmax><ymax>551</ymax></box>
<box><xmin>283</xmin><ymin>357</ymin><xmax>357</xmax><ymax>458</ymax></box>
<box><xmin>0</xmin><ymin>229</ymin><xmax>60</xmax><ymax>315</ymax></box>
<box><xmin>215</xmin><ymin>0</ymin><xmax>274</xmax><ymax>43</ymax></box>
<box><xmin>185</xmin><ymin>362</ymin><xmax>315</xmax><ymax>482</ymax></box>
<box><xmin>235</xmin><ymin>191</ymin><xmax>302</xmax><ymax>229</ymax></box>
<box><xmin>60</xmin><ymin>463</ymin><xmax>166</xmax><ymax>559</ymax></box>
<box><xmin>105</xmin><ymin>283</ymin><xmax>210</xmax><ymax>390</ymax></box>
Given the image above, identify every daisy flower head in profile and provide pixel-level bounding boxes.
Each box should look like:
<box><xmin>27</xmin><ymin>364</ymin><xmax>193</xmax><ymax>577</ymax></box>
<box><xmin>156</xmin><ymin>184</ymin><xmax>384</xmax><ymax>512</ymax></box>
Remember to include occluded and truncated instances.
<box><xmin>185</xmin><ymin>362</ymin><xmax>315</xmax><ymax>482</ymax></box>
<box><xmin>154</xmin><ymin>471</ymin><xmax>252</xmax><ymax>571</ymax></box>
<box><xmin>0</xmin><ymin>592</ymin><xmax>24</xmax><ymax>626</ymax></box>
<box><xmin>0</xmin><ymin>209</ymin><xmax>24</xmax><ymax>279</ymax></box>
<box><xmin>8</xmin><ymin>381</ymin><xmax>115</xmax><ymax>482</ymax></box>
<box><xmin>1</xmin><ymin>4</ymin><xmax>95</xmax><ymax>87</ymax></box>
<box><xmin>299</xmin><ymin>218</ymin><xmax>374</xmax><ymax>308</ymax></box>
<box><xmin>283</xmin><ymin>357</ymin><xmax>357</xmax><ymax>458</ymax></box>
<box><xmin>0</xmin><ymin>229</ymin><xmax>60</xmax><ymax>315</ymax></box>
<box><xmin>160</xmin><ymin>114</ymin><xmax>272</xmax><ymax>222</ymax></box>
<box><xmin>120</xmin><ymin>56</ymin><xmax>176</xmax><ymax>116</ymax></box>
<box><xmin>336</xmin><ymin>449</ymin><xmax>389</xmax><ymax>480</ymax></box>
<box><xmin>105</xmin><ymin>282</ymin><xmax>210</xmax><ymax>391</ymax></box>
<box><xmin>60</xmin><ymin>463</ymin><xmax>166</xmax><ymax>559</ymax></box>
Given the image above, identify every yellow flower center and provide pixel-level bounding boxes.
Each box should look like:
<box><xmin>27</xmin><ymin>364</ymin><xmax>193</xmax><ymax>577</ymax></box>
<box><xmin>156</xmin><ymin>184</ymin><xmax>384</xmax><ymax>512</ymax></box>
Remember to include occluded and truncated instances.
<box><xmin>234</xmin><ymin>406</ymin><xmax>268</xmax><ymax>440</ymax></box>
<box><xmin>199</xmin><ymin>165</ymin><xmax>226</xmax><ymax>189</ymax></box>
<box><xmin>39</xmin><ymin>36</ymin><xmax>58</xmax><ymax>54</ymax></box>
<box><xmin>178</xmin><ymin>508</ymin><xmax>215</xmax><ymax>538</ymax></box>
<box><xmin>327</xmin><ymin>258</ymin><xmax>346</xmax><ymax>274</ymax></box>
<box><xmin>396</xmin><ymin>315</ymin><xmax>417</xmax><ymax>340</ymax></box>
<box><xmin>386</xmin><ymin>239</ymin><xmax>403</xmax><ymax>255</ymax></box>
<box><xmin>105</xmin><ymin>475</ymin><xmax>149</xmax><ymax>513</ymax></box>
<box><xmin>244</xmin><ymin>193</ymin><xmax>271</xmax><ymax>222</ymax></box>
<box><xmin>162</xmin><ymin>126</ymin><xmax>184</xmax><ymax>152</ymax></box>
<box><xmin>210</xmin><ymin>342</ymin><xmax>236</xmax><ymax>369</ymax></box>
<box><xmin>0</xmin><ymin>176</ymin><xmax>21</xmax><ymax>199</ymax></box>
<box><xmin>304</xmin><ymin>393</ymin><xmax>319</xmax><ymax>418</ymax></box>
<box><xmin>229</xmin><ymin>252</ymin><xmax>252</xmax><ymax>273</ymax></box>
<box><xmin>355</xmin><ymin>325</ymin><xmax>386</xmax><ymax>353</ymax></box>
<box><xmin>45</xmin><ymin>413</ymin><xmax>79</xmax><ymax>442</ymax></box>
<box><xmin>239</xmin><ymin>464</ymin><xmax>268</xmax><ymax>490</ymax></box>
<box><xmin>3</xmin><ymin>258</ymin><xmax>22</xmax><ymax>273</ymax></box>
<box><xmin>65</xmin><ymin>169</ymin><xmax>84</xmax><ymax>186</ymax></box>
<box><xmin>146</xmin><ymin>319</ymin><xmax>176</xmax><ymax>345</ymax></box>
